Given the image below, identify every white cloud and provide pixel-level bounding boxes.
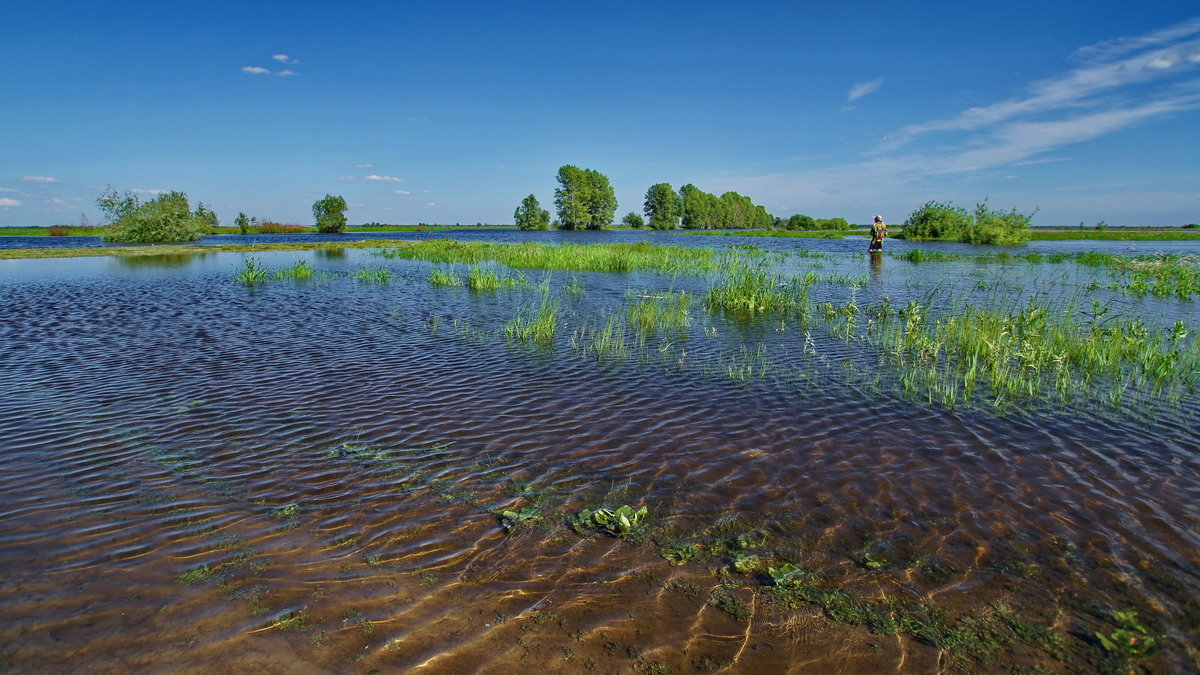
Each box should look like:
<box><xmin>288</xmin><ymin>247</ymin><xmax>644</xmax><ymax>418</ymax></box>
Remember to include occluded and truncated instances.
<box><xmin>241</xmin><ymin>66</ymin><xmax>270</xmax><ymax>75</ymax></box>
<box><xmin>354</xmin><ymin>163</ymin><xmax>374</xmax><ymax>169</ymax></box>
<box><xmin>338</xmin><ymin>176</ymin><xmax>356</xmax><ymax>181</ymax></box>
<box><xmin>363</xmin><ymin>175</ymin><xmax>404</xmax><ymax>183</ymax></box>
<box><xmin>0</xmin><ymin>198</ymin><xmax>21</xmax><ymax>207</ymax></box>
<box><xmin>277</xmin><ymin>70</ymin><xmax>297</xmax><ymax>77</ymax></box>
<box><xmin>394</xmin><ymin>190</ymin><xmax>412</xmax><ymax>195</ymax></box>
<box><xmin>0</xmin><ymin>187</ymin><xmax>18</xmax><ymax>193</ymax></box>
<box><xmin>130</xmin><ymin>189</ymin><xmax>166</xmax><ymax>195</ymax></box>
<box><xmin>272</xmin><ymin>54</ymin><xmax>290</xmax><ymax>63</ymax></box>
<box><xmin>425</xmin><ymin>202</ymin><xmax>437</xmax><ymax>208</ymax></box>
<box><xmin>20</xmin><ymin>176</ymin><xmax>58</xmax><ymax>183</ymax></box>
<box><xmin>847</xmin><ymin>78</ymin><xmax>884</xmax><ymax>102</ymax></box>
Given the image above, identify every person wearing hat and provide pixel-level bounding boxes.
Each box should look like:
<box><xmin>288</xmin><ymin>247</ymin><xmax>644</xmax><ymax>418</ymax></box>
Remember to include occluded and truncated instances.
<box><xmin>868</xmin><ymin>215</ymin><xmax>886</xmax><ymax>252</ymax></box>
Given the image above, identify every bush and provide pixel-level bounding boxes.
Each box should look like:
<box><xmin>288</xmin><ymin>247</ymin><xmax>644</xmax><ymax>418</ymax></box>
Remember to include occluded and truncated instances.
<box><xmin>814</xmin><ymin>217</ymin><xmax>852</xmax><ymax>231</ymax></box>
<box><xmin>900</xmin><ymin>201</ymin><xmax>972</xmax><ymax>240</ymax></box>
<box><xmin>623</xmin><ymin>211</ymin><xmax>645</xmax><ymax>228</ymax></box>
<box><xmin>256</xmin><ymin>220</ymin><xmax>305</xmax><ymax>234</ymax></box>
<box><xmin>98</xmin><ymin>188</ymin><xmax>212</xmax><ymax>243</ymax></box>
<box><xmin>785</xmin><ymin>214</ymin><xmax>816</xmax><ymax>230</ymax></box>
<box><xmin>313</xmin><ymin>194</ymin><xmax>348</xmax><ymax>233</ymax></box>
<box><xmin>965</xmin><ymin>202</ymin><xmax>1033</xmax><ymax>245</ymax></box>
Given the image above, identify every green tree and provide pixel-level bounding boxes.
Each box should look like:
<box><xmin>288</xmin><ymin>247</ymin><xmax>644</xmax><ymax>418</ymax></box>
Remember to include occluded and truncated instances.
<box><xmin>98</xmin><ymin>188</ymin><xmax>211</xmax><ymax>243</ymax></box>
<box><xmin>554</xmin><ymin>165</ymin><xmax>591</xmax><ymax>230</ymax></box>
<box><xmin>643</xmin><ymin>183</ymin><xmax>681</xmax><ymax>229</ymax></box>
<box><xmin>514</xmin><ymin>194</ymin><xmax>551</xmax><ymax>230</ymax></box>
<box><xmin>965</xmin><ymin>201</ymin><xmax>1034</xmax><ymax>245</ymax></box>
<box><xmin>194</xmin><ymin>203</ymin><xmax>219</xmax><ymax>232</ymax></box>
<box><xmin>786</xmin><ymin>214</ymin><xmax>816</xmax><ymax>230</ymax></box>
<box><xmin>555</xmin><ymin>165</ymin><xmax>616</xmax><ymax>230</ymax></box>
<box><xmin>235</xmin><ymin>212</ymin><xmax>251</xmax><ymax>235</ymax></box>
<box><xmin>679</xmin><ymin>184</ymin><xmax>712</xmax><ymax>229</ymax></box>
<box><xmin>622</xmin><ymin>211</ymin><xmax>645</xmax><ymax>228</ymax></box>
<box><xmin>313</xmin><ymin>194</ymin><xmax>348</xmax><ymax>233</ymax></box>
<box><xmin>814</xmin><ymin>217</ymin><xmax>852</xmax><ymax>231</ymax></box>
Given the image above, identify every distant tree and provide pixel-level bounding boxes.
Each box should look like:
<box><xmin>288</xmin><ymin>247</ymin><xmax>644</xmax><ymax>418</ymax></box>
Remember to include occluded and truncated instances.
<box><xmin>97</xmin><ymin>188</ymin><xmax>212</xmax><ymax>243</ymax></box>
<box><xmin>194</xmin><ymin>202</ymin><xmax>220</xmax><ymax>232</ymax></box>
<box><xmin>679</xmin><ymin>184</ymin><xmax>710</xmax><ymax>229</ymax></box>
<box><xmin>514</xmin><ymin>194</ymin><xmax>551</xmax><ymax>230</ymax></box>
<box><xmin>622</xmin><ymin>211</ymin><xmax>645</xmax><ymax>228</ymax></box>
<box><xmin>814</xmin><ymin>217</ymin><xmax>852</xmax><ymax>231</ymax></box>
<box><xmin>235</xmin><ymin>212</ymin><xmax>251</xmax><ymax>235</ymax></box>
<box><xmin>643</xmin><ymin>183</ymin><xmax>681</xmax><ymax>229</ymax></box>
<box><xmin>555</xmin><ymin>165</ymin><xmax>616</xmax><ymax>230</ymax></box>
<box><xmin>786</xmin><ymin>214</ymin><xmax>816</xmax><ymax>230</ymax></box>
<box><xmin>313</xmin><ymin>194</ymin><xmax>348</xmax><ymax>233</ymax></box>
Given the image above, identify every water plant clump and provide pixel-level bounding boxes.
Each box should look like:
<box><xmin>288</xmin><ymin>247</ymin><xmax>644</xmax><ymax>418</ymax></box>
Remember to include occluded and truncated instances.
<box><xmin>503</xmin><ymin>281</ymin><xmax>560</xmax><ymax>344</ymax></box>
<box><xmin>234</xmin><ymin>256</ymin><xmax>269</xmax><ymax>284</ymax></box>
<box><xmin>705</xmin><ymin>261</ymin><xmax>813</xmax><ymax>316</ymax></box>
<box><xmin>626</xmin><ymin>289</ymin><xmax>692</xmax><ymax>335</ymax></box>
<box><xmin>497</xmin><ymin>506</ymin><xmax>542</xmax><ymax>532</ymax></box>
<box><xmin>466</xmin><ymin>263</ymin><xmax>523</xmax><ymax>291</ymax></box>
<box><xmin>572</xmin><ymin>505</ymin><xmax>648</xmax><ymax>537</ymax></box>
<box><xmin>354</xmin><ymin>266</ymin><xmax>391</xmax><ymax>283</ymax></box>
<box><xmin>274</xmin><ymin>260</ymin><xmax>314</xmax><ymax>281</ymax></box>
<box><xmin>428</xmin><ymin>266</ymin><xmax>462</xmax><ymax>287</ymax></box>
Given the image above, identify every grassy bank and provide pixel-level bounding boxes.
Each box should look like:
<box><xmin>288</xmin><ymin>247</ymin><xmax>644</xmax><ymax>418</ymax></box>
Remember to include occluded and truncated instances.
<box><xmin>668</xmin><ymin>229</ymin><xmax>848</xmax><ymax>239</ymax></box>
<box><xmin>0</xmin><ymin>239</ymin><xmax>422</xmax><ymax>260</ymax></box>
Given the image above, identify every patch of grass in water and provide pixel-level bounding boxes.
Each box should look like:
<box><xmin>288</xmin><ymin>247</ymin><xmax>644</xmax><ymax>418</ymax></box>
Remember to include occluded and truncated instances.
<box><xmin>234</xmin><ymin>256</ymin><xmax>269</xmax><ymax>284</ymax></box>
<box><xmin>503</xmin><ymin>281</ymin><xmax>560</xmax><ymax>344</ymax></box>
<box><xmin>382</xmin><ymin>239</ymin><xmax>716</xmax><ymax>275</ymax></box>
<box><xmin>428</xmin><ymin>265</ymin><xmax>461</xmax><ymax>287</ymax></box>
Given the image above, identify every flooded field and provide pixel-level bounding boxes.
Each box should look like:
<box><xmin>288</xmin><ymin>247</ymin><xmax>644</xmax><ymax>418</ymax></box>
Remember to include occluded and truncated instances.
<box><xmin>1</xmin><ymin>233</ymin><xmax>1197</xmax><ymax>673</ymax></box>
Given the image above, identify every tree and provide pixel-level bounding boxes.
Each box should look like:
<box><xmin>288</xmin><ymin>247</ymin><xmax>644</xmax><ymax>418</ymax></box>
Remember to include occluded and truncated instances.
<box><xmin>235</xmin><ymin>212</ymin><xmax>251</xmax><ymax>235</ymax></box>
<box><xmin>313</xmin><ymin>194</ymin><xmax>348</xmax><ymax>233</ymax></box>
<box><xmin>786</xmin><ymin>214</ymin><xmax>816</xmax><ymax>230</ymax></box>
<box><xmin>679</xmin><ymin>184</ymin><xmax>710</xmax><ymax>229</ymax></box>
<box><xmin>98</xmin><ymin>187</ymin><xmax>212</xmax><ymax>243</ymax></box>
<box><xmin>900</xmin><ymin>201</ymin><xmax>972</xmax><ymax>240</ymax></box>
<box><xmin>622</xmin><ymin>211</ymin><xmax>645</xmax><ymax>228</ymax></box>
<box><xmin>814</xmin><ymin>217</ymin><xmax>852</xmax><ymax>231</ymax></box>
<box><xmin>643</xmin><ymin>183</ymin><xmax>681</xmax><ymax>229</ymax></box>
<box><xmin>194</xmin><ymin>203</ymin><xmax>219</xmax><ymax>232</ymax></box>
<box><xmin>514</xmin><ymin>194</ymin><xmax>551</xmax><ymax>230</ymax></box>
<box><xmin>555</xmin><ymin>165</ymin><xmax>616</xmax><ymax>230</ymax></box>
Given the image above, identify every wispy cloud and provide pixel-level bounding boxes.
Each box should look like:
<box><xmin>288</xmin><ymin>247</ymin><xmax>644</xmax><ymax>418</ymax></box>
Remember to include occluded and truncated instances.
<box><xmin>0</xmin><ymin>198</ymin><xmax>21</xmax><ymax>207</ymax></box>
<box><xmin>363</xmin><ymin>175</ymin><xmax>404</xmax><ymax>183</ymax></box>
<box><xmin>714</xmin><ymin>17</ymin><xmax>1200</xmax><ymax>217</ymax></box>
<box><xmin>394</xmin><ymin>190</ymin><xmax>412</xmax><ymax>195</ymax></box>
<box><xmin>277</xmin><ymin>70</ymin><xmax>297</xmax><ymax>77</ymax></box>
<box><xmin>20</xmin><ymin>176</ymin><xmax>58</xmax><ymax>183</ymax></box>
<box><xmin>241</xmin><ymin>66</ymin><xmax>270</xmax><ymax>75</ymax></box>
<box><xmin>130</xmin><ymin>188</ymin><xmax>166</xmax><ymax>195</ymax></box>
<box><xmin>354</xmin><ymin>163</ymin><xmax>374</xmax><ymax>169</ymax></box>
<box><xmin>847</xmin><ymin>77</ymin><xmax>884</xmax><ymax>102</ymax></box>
<box><xmin>272</xmin><ymin>54</ymin><xmax>299</xmax><ymax>64</ymax></box>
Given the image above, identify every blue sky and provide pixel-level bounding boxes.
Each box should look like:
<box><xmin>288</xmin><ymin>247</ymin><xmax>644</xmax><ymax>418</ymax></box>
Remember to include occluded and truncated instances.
<box><xmin>2</xmin><ymin>1</ymin><xmax>1198</xmax><ymax>227</ymax></box>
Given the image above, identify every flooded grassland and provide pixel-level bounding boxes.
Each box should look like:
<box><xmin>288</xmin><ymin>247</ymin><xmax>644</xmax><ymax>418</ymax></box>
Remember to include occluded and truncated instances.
<box><xmin>0</xmin><ymin>239</ymin><xmax>1197</xmax><ymax>673</ymax></box>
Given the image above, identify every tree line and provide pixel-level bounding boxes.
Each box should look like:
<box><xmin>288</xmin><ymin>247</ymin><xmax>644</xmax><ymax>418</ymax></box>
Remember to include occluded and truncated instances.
<box><xmin>515</xmin><ymin>166</ymin><xmax>781</xmax><ymax>231</ymax></box>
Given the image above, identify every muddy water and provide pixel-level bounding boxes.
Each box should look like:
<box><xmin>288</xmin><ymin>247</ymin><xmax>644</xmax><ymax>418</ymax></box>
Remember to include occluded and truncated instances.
<box><xmin>0</xmin><ymin>245</ymin><xmax>1198</xmax><ymax>673</ymax></box>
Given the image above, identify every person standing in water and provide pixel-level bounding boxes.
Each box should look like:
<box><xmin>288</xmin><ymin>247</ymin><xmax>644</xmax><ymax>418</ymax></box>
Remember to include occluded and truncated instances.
<box><xmin>868</xmin><ymin>215</ymin><xmax>886</xmax><ymax>252</ymax></box>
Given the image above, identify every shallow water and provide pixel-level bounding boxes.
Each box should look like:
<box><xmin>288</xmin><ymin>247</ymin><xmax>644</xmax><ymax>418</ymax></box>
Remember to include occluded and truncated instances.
<box><xmin>0</xmin><ymin>241</ymin><xmax>1197</xmax><ymax>673</ymax></box>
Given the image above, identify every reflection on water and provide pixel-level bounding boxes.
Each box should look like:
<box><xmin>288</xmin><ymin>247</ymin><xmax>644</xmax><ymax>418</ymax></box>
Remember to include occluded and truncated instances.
<box><xmin>0</xmin><ymin>244</ymin><xmax>1197</xmax><ymax>673</ymax></box>
<box><xmin>114</xmin><ymin>252</ymin><xmax>215</xmax><ymax>268</ymax></box>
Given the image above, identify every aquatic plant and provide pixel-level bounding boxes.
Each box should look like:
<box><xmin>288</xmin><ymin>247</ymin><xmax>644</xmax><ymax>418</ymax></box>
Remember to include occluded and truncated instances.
<box><xmin>705</xmin><ymin>261</ymin><xmax>813</xmax><ymax>316</ymax></box>
<box><xmin>274</xmin><ymin>260</ymin><xmax>314</xmax><ymax>281</ymax></box>
<box><xmin>428</xmin><ymin>266</ymin><xmax>462</xmax><ymax>287</ymax></box>
<box><xmin>354</xmin><ymin>266</ymin><xmax>391</xmax><ymax>283</ymax></box>
<box><xmin>626</xmin><ymin>289</ymin><xmax>692</xmax><ymax>335</ymax></box>
<box><xmin>497</xmin><ymin>506</ymin><xmax>542</xmax><ymax>532</ymax></box>
<box><xmin>1095</xmin><ymin>609</ymin><xmax>1159</xmax><ymax>660</ymax></box>
<box><xmin>234</xmin><ymin>256</ymin><xmax>269</xmax><ymax>284</ymax></box>
<box><xmin>383</xmin><ymin>239</ymin><xmax>716</xmax><ymax>275</ymax></box>
<box><xmin>503</xmin><ymin>281</ymin><xmax>560</xmax><ymax>344</ymax></box>
<box><xmin>572</xmin><ymin>505</ymin><xmax>648</xmax><ymax>537</ymax></box>
<box><xmin>466</xmin><ymin>263</ymin><xmax>522</xmax><ymax>291</ymax></box>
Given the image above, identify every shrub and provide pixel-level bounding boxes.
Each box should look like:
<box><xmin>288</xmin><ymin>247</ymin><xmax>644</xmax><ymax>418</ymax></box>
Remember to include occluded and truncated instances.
<box><xmin>98</xmin><ymin>188</ymin><xmax>212</xmax><ymax>243</ymax></box>
<box><xmin>965</xmin><ymin>201</ymin><xmax>1033</xmax><ymax>245</ymax></box>
<box><xmin>235</xmin><ymin>212</ymin><xmax>251</xmax><ymax>235</ymax></box>
<box><xmin>814</xmin><ymin>217</ymin><xmax>852</xmax><ymax>231</ymax></box>
<box><xmin>256</xmin><ymin>221</ymin><xmax>305</xmax><ymax>234</ymax></box>
<box><xmin>622</xmin><ymin>211</ymin><xmax>645</xmax><ymax>228</ymax></box>
<box><xmin>785</xmin><ymin>214</ymin><xmax>816</xmax><ymax>230</ymax></box>
<box><xmin>514</xmin><ymin>194</ymin><xmax>551</xmax><ymax>230</ymax></box>
<box><xmin>48</xmin><ymin>225</ymin><xmax>70</xmax><ymax>236</ymax></box>
<box><xmin>900</xmin><ymin>201</ymin><xmax>972</xmax><ymax>240</ymax></box>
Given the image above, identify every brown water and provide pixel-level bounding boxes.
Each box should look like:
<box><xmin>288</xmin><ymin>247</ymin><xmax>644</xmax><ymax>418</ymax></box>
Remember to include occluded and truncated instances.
<box><xmin>0</xmin><ymin>247</ymin><xmax>1198</xmax><ymax>673</ymax></box>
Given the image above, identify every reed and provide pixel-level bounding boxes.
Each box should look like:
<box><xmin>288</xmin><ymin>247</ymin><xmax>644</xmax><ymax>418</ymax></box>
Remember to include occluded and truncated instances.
<box><xmin>626</xmin><ymin>289</ymin><xmax>692</xmax><ymax>335</ymax></box>
<box><xmin>571</xmin><ymin>314</ymin><xmax>629</xmax><ymax>360</ymax></box>
<box><xmin>466</xmin><ymin>263</ymin><xmax>522</xmax><ymax>291</ymax></box>
<box><xmin>234</xmin><ymin>256</ymin><xmax>269</xmax><ymax>284</ymax></box>
<box><xmin>503</xmin><ymin>281</ymin><xmax>560</xmax><ymax>344</ymax></box>
<box><xmin>428</xmin><ymin>266</ymin><xmax>462</xmax><ymax>287</ymax></box>
<box><xmin>273</xmin><ymin>259</ymin><xmax>314</xmax><ymax>281</ymax></box>
<box><xmin>354</xmin><ymin>266</ymin><xmax>391</xmax><ymax>283</ymax></box>
<box><xmin>705</xmin><ymin>261</ymin><xmax>814</xmax><ymax>316</ymax></box>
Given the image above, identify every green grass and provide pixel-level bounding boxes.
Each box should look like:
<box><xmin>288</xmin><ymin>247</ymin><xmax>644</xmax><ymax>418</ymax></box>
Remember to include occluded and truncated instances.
<box><xmin>503</xmin><ymin>281</ymin><xmax>560</xmax><ymax>344</ymax></box>
<box><xmin>705</xmin><ymin>261</ymin><xmax>814</xmax><ymax>316</ymax></box>
<box><xmin>1030</xmin><ymin>229</ymin><xmax>1200</xmax><ymax>240</ymax></box>
<box><xmin>273</xmin><ymin>260</ymin><xmax>315</xmax><ymax>281</ymax></box>
<box><xmin>428</xmin><ymin>266</ymin><xmax>462</xmax><ymax>287</ymax></box>
<box><xmin>234</xmin><ymin>257</ymin><xmax>269</xmax><ymax>284</ymax></box>
<box><xmin>467</xmin><ymin>263</ymin><xmax>523</xmax><ymax>291</ymax></box>
<box><xmin>382</xmin><ymin>239</ymin><xmax>717</xmax><ymax>275</ymax></box>
<box><xmin>354</xmin><ymin>266</ymin><xmax>391</xmax><ymax>283</ymax></box>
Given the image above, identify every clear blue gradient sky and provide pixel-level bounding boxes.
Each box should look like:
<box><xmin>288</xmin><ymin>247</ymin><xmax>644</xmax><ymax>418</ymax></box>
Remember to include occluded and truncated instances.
<box><xmin>2</xmin><ymin>1</ymin><xmax>1198</xmax><ymax>227</ymax></box>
